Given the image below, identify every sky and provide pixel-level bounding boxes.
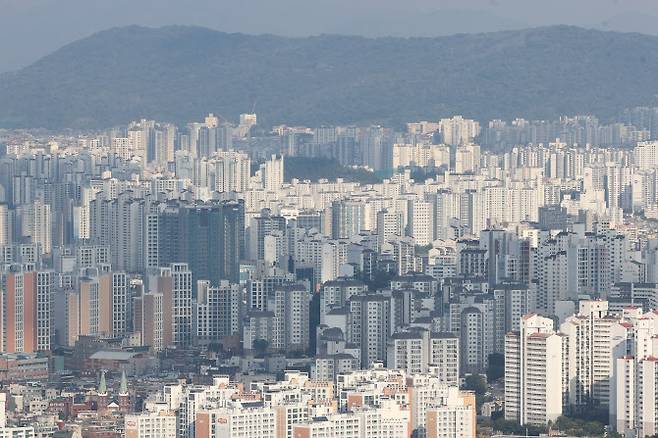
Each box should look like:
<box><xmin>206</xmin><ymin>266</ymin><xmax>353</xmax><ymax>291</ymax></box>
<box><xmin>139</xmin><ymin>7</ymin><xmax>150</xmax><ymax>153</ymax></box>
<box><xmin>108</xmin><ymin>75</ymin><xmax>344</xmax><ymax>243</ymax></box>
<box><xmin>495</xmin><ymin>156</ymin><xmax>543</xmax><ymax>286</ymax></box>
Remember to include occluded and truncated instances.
<box><xmin>1</xmin><ymin>0</ymin><xmax>658</xmax><ymax>73</ymax></box>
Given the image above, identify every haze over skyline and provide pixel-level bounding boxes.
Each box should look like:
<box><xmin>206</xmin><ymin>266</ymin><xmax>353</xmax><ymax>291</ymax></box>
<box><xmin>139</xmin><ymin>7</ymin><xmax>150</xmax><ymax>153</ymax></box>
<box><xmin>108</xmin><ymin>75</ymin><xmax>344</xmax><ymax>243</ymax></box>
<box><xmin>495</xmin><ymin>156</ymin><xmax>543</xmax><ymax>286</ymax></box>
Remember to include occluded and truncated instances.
<box><xmin>1</xmin><ymin>0</ymin><xmax>658</xmax><ymax>73</ymax></box>
<box><xmin>3</xmin><ymin>2</ymin><xmax>658</xmax><ymax>437</ymax></box>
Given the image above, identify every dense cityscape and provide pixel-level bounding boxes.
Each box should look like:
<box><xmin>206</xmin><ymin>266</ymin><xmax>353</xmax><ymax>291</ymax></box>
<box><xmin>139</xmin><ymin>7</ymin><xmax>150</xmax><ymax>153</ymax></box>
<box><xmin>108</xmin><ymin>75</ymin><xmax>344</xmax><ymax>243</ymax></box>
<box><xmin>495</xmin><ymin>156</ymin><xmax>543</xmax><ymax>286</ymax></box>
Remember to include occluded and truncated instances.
<box><xmin>0</xmin><ymin>106</ymin><xmax>657</xmax><ymax>438</ymax></box>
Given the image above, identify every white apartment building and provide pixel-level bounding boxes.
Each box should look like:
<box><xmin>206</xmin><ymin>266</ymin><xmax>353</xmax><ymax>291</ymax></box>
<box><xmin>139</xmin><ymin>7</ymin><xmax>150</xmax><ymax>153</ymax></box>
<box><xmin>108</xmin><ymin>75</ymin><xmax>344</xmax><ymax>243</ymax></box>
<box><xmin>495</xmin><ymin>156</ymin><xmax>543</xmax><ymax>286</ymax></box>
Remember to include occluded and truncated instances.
<box><xmin>392</xmin><ymin>143</ymin><xmax>450</xmax><ymax>168</ymax></box>
<box><xmin>444</xmin><ymin>296</ymin><xmax>495</xmax><ymax>373</ymax></box>
<box><xmin>455</xmin><ymin>144</ymin><xmax>480</xmax><ymax>174</ymax></box>
<box><xmin>492</xmin><ymin>283</ymin><xmax>537</xmax><ymax>353</ymax></box>
<box><xmin>612</xmin><ymin>355</ymin><xmax>658</xmax><ymax>437</ymax></box>
<box><xmin>273</xmin><ymin>403</ymin><xmax>309</xmax><ymax>438</ymax></box>
<box><xmin>125</xmin><ymin>409</ymin><xmax>177</xmax><ymax>438</ymax></box>
<box><xmin>505</xmin><ymin>314</ymin><xmax>564</xmax><ymax>426</ymax></box>
<box><xmin>426</xmin><ymin>395</ymin><xmax>476</xmax><ymax>438</ymax></box>
<box><xmin>258</xmin><ymin>154</ymin><xmax>284</xmax><ymax>192</ymax></box>
<box><xmin>21</xmin><ymin>200</ymin><xmax>51</xmax><ymax>255</ymax></box>
<box><xmin>610</xmin><ymin>308</ymin><xmax>658</xmax><ymax>437</ymax></box>
<box><xmin>196</xmin><ymin>406</ymin><xmax>277</xmax><ymax>438</ymax></box>
<box><xmin>320</xmin><ymin>279</ymin><xmax>367</xmax><ymax>322</ymax></box>
<box><xmin>111</xmin><ymin>136</ymin><xmax>131</xmax><ymax>159</ymax></box>
<box><xmin>0</xmin><ymin>203</ymin><xmax>12</xmax><ymax>247</ymax></box>
<box><xmin>128</xmin><ymin>126</ymin><xmax>148</xmax><ymax>162</ymax></box>
<box><xmin>195</xmin><ymin>280</ymin><xmax>243</xmax><ymax>344</ymax></box>
<box><xmin>438</xmin><ymin>116</ymin><xmax>480</xmax><ymax>146</ymax></box>
<box><xmin>349</xmin><ymin>294</ymin><xmax>390</xmax><ymax>368</ymax></box>
<box><xmin>267</xmin><ymin>284</ymin><xmax>310</xmax><ymax>352</ymax></box>
<box><xmin>634</xmin><ymin>140</ymin><xmax>658</xmax><ymax>170</ymax></box>
<box><xmin>311</xmin><ymin>354</ymin><xmax>359</xmax><ymax>382</ymax></box>
<box><xmin>560</xmin><ymin>300</ymin><xmax>617</xmax><ymax>409</ymax></box>
<box><xmin>212</xmin><ymin>150</ymin><xmax>251</xmax><ymax>193</ymax></box>
<box><xmin>100</xmin><ymin>271</ymin><xmax>128</xmax><ymax>338</ymax></box>
<box><xmin>408</xmin><ymin>200</ymin><xmax>433</xmax><ymax>246</ymax></box>
<box><xmin>376</xmin><ymin>209</ymin><xmax>403</xmax><ymax>250</ymax></box>
<box><xmin>386</xmin><ymin>330</ymin><xmax>459</xmax><ymax>386</ymax></box>
<box><xmin>292</xmin><ymin>405</ymin><xmax>409</xmax><ymax>438</ymax></box>
<box><xmin>150</xmin><ymin>263</ymin><xmax>193</xmax><ymax>347</ymax></box>
<box><xmin>407</xmin><ymin>374</ymin><xmax>455</xmax><ymax>435</ymax></box>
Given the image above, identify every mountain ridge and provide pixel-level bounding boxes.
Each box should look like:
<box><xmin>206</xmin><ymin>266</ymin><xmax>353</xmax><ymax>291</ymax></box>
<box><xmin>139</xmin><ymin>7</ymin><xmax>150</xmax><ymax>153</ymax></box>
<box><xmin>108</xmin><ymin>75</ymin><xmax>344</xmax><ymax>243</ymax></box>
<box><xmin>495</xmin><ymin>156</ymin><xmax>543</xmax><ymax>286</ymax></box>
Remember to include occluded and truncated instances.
<box><xmin>1</xmin><ymin>24</ymin><xmax>657</xmax><ymax>129</ymax></box>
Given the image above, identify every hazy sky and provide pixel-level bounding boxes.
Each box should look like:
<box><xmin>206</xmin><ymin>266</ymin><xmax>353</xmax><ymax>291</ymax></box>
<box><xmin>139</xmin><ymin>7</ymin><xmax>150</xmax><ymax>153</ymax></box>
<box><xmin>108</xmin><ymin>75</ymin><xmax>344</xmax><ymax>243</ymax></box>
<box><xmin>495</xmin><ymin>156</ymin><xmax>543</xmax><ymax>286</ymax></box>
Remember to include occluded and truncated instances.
<box><xmin>1</xmin><ymin>0</ymin><xmax>658</xmax><ymax>73</ymax></box>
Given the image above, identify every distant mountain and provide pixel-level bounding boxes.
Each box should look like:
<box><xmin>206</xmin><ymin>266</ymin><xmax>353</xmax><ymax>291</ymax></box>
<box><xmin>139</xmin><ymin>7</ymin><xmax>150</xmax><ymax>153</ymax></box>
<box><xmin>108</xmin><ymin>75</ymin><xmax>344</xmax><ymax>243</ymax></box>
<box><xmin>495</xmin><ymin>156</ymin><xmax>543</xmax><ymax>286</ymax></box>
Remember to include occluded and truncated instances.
<box><xmin>0</xmin><ymin>25</ymin><xmax>657</xmax><ymax>129</ymax></box>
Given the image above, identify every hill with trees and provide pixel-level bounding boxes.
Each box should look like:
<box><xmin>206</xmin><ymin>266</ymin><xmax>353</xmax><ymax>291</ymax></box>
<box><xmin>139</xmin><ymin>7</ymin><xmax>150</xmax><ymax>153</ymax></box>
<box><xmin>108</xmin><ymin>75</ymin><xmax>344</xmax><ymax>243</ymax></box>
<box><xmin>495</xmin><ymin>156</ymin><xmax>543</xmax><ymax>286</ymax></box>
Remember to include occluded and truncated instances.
<box><xmin>1</xmin><ymin>25</ymin><xmax>657</xmax><ymax>129</ymax></box>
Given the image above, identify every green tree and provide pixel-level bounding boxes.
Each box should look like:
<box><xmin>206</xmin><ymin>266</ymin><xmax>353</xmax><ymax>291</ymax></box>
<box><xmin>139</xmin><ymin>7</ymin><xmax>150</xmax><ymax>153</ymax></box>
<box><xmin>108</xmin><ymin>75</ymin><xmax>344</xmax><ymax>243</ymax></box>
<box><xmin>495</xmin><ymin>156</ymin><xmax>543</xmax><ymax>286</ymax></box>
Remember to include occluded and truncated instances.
<box><xmin>553</xmin><ymin>415</ymin><xmax>606</xmax><ymax>436</ymax></box>
<box><xmin>462</xmin><ymin>374</ymin><xmax>489</xmax><ymax>412</ymax></box>
<box><xmin>486</xmin><ymin>353</ymin><xmax>504</xmax><ymax>382</ymax></box>
<box><xmin>463</xmin><ymin>374</ymin><xmax>487</xmax><ymax>395</ymax></box>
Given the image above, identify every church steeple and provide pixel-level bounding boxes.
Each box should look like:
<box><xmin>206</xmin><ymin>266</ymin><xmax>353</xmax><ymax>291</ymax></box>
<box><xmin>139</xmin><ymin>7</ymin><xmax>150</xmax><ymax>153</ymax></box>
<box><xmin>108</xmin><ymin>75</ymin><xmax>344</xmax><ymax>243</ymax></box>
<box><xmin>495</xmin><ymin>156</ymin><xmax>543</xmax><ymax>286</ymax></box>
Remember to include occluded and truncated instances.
<box><xmin>98</xmin><ymin>370</ymin><xmax>107</xmax><ymax>396</ymax></box>
<box><xmin>96</xmin><ymin>370</ymin><xmax>109</xmax><ymax>413</ymax></box>
<box><xmin>119</xmin><ymin>370</ymin><xmax>128</xmax><ymax>396</ymax></box>
<box><xmin>118</xmin><ymin>369</ymin><xmax>131</xmax><ymax>414</ymax></box>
